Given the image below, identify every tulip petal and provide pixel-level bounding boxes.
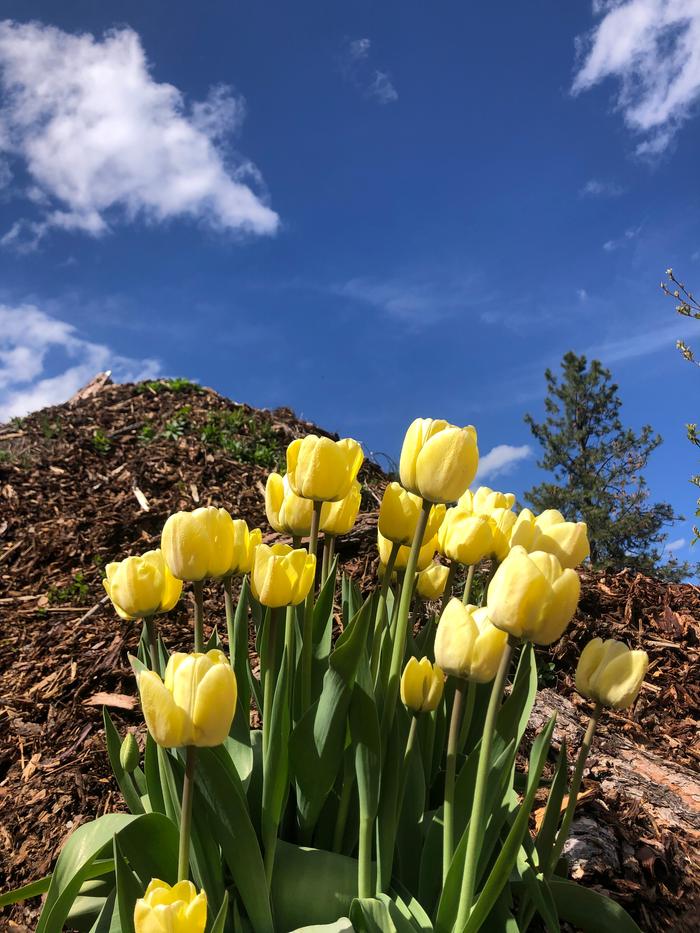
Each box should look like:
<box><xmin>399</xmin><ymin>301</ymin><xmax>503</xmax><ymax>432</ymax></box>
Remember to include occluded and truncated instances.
<box><xmin>192</xmin><ymin>662</ymin><xmax>237</xmax><ymax>746</ymax></box>
<box><xmin>139</xmin><ymin>671</ymin><xmax>187</xmax><ymax>748</ymax></box>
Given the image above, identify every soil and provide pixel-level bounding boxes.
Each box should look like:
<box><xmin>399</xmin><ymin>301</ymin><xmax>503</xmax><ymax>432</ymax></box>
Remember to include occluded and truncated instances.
<box><xmin>0</xmin><ymin>377</ymin><xmax>698</xmax><ymax>931</ymax></box>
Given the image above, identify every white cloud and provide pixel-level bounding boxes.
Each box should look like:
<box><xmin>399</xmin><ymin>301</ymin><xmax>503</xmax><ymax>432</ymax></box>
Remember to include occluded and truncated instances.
<box><xmin>573</xmin><ymin>0</ymin><xmax>700</xmax><ymax>155</ymax></box>
<box><xmin>577</xmin><ymin>288</ymin><xmax>589</xmax><ymax>301</ymax></box>
<box><xmin>0</xmin><ymin>20</ymin><xmax>278</xmax><ymax>248</ymax></box>
<box><xmin>602</xmin><ymin>225</ymin><xmax>642</xmax><ymax>251</ymax></box>
<box><xmin>335</xmin><ymin>273</ymin><xmax>479</xmax><ymax>327</ymax></box>
<box><xmin>666</xmin><ymin>537</ymin><xmax>686</xmax><ymax>552</ymax></box>
<box><xmin>339</xmin><ymin>37</ymin><xmax>398</xmax><ymax>104</ymax></box>
<box><xmin>369</xmin><ymin>71</ymin><xmax>399</xmax><ymax>104</ymax></box>
<box><xmin>584</xmin><ymin>321</ymin><xmax>685</xmax><ymax>363</ymax></box>
<box><xmin>0</xmin><ymin>304</ymin><xmax>159</xmax><ymax>421</ymax></box>
<box><xmin>475</xmin><ymin>444</ymin><xmax>532</xmax><ymax>481</ymax></box>
<box><xmin>580</xmin><ymin>178</ymin><xmax>624</xmax><ymax>197</ymax></box>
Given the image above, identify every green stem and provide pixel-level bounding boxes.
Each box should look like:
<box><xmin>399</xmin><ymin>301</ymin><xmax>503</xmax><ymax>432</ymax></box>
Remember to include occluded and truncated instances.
<box><xmin>284</xmin><ymin>603</ymin><xmax>296</xmax><ymax>711</ymax></box>
<box><xmin>193</xmin><ymin>580</ymin><xmax>204</xmax><ymax>653</ymax></box>
<box><xmin>332</xmin><ymin>768</ymin><xmax>355</xmax><ymax>853</ymax></box>
<box><xmin>443</xmin><ymin>678</ymin><xmax>466</xmax><ymax>882</ymax></box>
<box><xmin>262</xmin><ymin>608</ymin><xmax>283</xmax><ymax>759</ymax></box>
<box><xmin>223</xmin><ymin>575</ymin><xmax>235</xmax><ymax>662</ymax></box>
<box><xmin>462</xmin><ymin>564</ymin><xmax>475</xmax><ymax>606</ymax></box>
<box><xmin>380</xmin><ymin>502</ymin><xmax>432</xmax><ymax>742</ymax></box>
<box><xmin>321</xmin><ymin>535</ymin><xmax>329</xmax><ymax>582</ymax></box>
<box><xmin>370</xmin><ymin>540</ymin><xmax>401</xmax><ymax>680</ymax></box>
<box><xmin>439</xmin><ymin>561</ymin><xmax>458</xmax><ymax>615</ymax></box>
<box><xmin>457</xmin><ymin>678</ymin><xmax>477</xmax><ymax>754</ymax></box>
<box><xmin>479</xmin><ymin>560</ymin><xmax>497</xmax><ymax>608</ymax></box>
<box><xmin>325</xmin><ymin>535</ymin><xmax>336</xmax><ymax>580</ymax></box>
<box><xmin>397</xmin><ymin>715</ymin><xmax>419</xmax><ymax>824</ymax></box>
<box><xmin>144</xmin><ymin>617</ymin><xmax>158</xmax><ymax>671</ymax></box>
<box><xmin>292</xmin><ymin>535</ymin><xmax>301</xmax><ymax>549</ymax></box>
<box><xmin>301</xmin><ymin>501</ymin><xmax>323</xmax><ymax>712</ymax></box>
<box><xmin>456</xmin><ymin>636</ymin><xmax>516</xmax><ymax>928</ymax></box>
<box><xmin>177</xmin><ymin>746</ymin><xmax>196</xmax><ymax>881</ymax></box>
<box><xmin>358</xmin><ymin>816</ymin><xmax>373</xmax><ymax>898</ymax></box>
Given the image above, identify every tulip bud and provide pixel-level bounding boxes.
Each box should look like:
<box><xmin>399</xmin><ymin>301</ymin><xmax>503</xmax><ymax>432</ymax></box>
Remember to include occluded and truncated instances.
<box><xmin>103</xmin><ymin>549</ymin><xmax>182</xmax><ymax>620</ymax></box>
<box><xmin>532</xmin><ymin>510</ymin><xmax>590</xmax><ymax>569</ymax></box>
<box><xmin>437</xmin><ymin>507</ymin><xmax>493</xmax><ymax>565</ymax></box>
<box><xmin>415</xmin><ymin>562</ymin><xmax>451</xmax><ymax>600</ymax></box>
<box><xmin>227</xmin><ymin>519</ymin><xmax>262</xmax><ymax>575</ymax></box>
<box><xmin>320</xmin><ymin>480</ymin><xmax>362</xmax><ymax>536</ymax></box>
<box><xmin>119</xmin><ymin>732</ymin><xmax>139</xmax><ymax>773</ymax></box>
<box><xmin>508</xmin><ymin>508</ymin><xmax>537</xmax><ymax>550</ymax></box>
<box><xmin>399</xmin><ymin>418</ymin><xmax>479</xmax><ymax>504</ymax></box>
<box><xmin>161</xmin><ymin>506</ymin><xmax>235</xmax><ymax>581</ymax></box>
<box><xmin>486</xmin><ymin>546</ymin><xmax>580</xmax><ymax>646</ymax></box>
<box><xmin>251</xmin><ymin>543</ymin><xmax>316</xmax><ymax>607</ymax></box>
<box><xmin>400</xmin><ymin>657</ymin><xmax>444</xmax><ymax>712</ymax></box>
<box><xmin>265</xmin><ymin>472</ymin><xmax>314</xmax><ymax>537</ymax></box>
<box><xmin>464</xmin><ymin>486</ymin><xmax>516</xmax><ymax>514</ymax></box>
<box><xmin>377</xmin><ymin>531</ymin><xmax>437</xmax><ymax>573</ymax></box>
<box><xmin>575</xmin><ymin>638</ymin><xmax>649</xmax><ymax>709</ymax></box>
<box><xmin>134</xmin><ymin>879</ymin><xmax>207</xmax><ymax>933</ymax></box>
<box><xmin>138</xmin><ymin>649</ymin><xmax>237</xmax><ymax>748</ymax></box>
<box><xmin>378</xmin><ymin>482</ymin><xmax>446</xmax><ymax>546</ymax></box>
<box><xmin>434</xmin><ymin>599</ymin><xmax>508</xmax><ymax>682</ymax></box>
<box><xmin>488</xmin><ymin>507</ymin><xmax>517</xmax><ymax>561</ymax></box>
<box><xmin>286</xmin><ymin>434</ymin><xmax>364</xmax><ymax>502</ymax></box>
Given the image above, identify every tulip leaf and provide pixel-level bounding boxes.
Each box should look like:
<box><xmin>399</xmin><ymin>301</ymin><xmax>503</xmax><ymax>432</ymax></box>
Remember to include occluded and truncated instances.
<box><xmin>349</xmin><ymin>892</ymin><xmax>429</xmax><ymax>933</ymax></box>
<box><xmin>261</xmin><ymin>641</ymin><xmax>292</xmax><ymax>866</ymax></box>
<box><xmin>496</xmin><ymin>642</ymin><xmax>538</xmax><ymax>750</ymax></box>
<box><xmin>312</xmin><ymin>557</ymin><xmax>340</xmax><ymax>697</ymax></box>
<box><xmin>513</xmin><ymin>845</ymin><xmax>558</xmax><ymax>933</ymax></box>
<box><xmin>0</xmin><ymin>874</ymin><xmax>52</xmax><ymax>908</ymax></box>
<box><xmin>112</xmin><ymin>836</ymin><xmax>142</xmax><ymax>933</ymax></box>
<box><xmin>341</xmin><ymin>574</ymin><xmax>363</xmax><ymax>629</ymax></box>
<box><xmin>548</xmin><ymin>878</ymin><xmax>642</xmax><ymax>933</ymax></box>
<box><xmin>195</xmin><ymin>745</ymin><xmax>274</xmax><ymax>933</ymax></box>
<box><xmin>102</xmin><ymin>709</ymin><xmax>145</xmax><ymax>815</ymax></box>
<box><xmin>210</xmin><ymin>891</ymin><xmax>230</xmax><ymax>933</ymax></box>
<box><xmin>86</xmin><ymin>888</ymin><xmax>117</xmax><ymax>933</ymax></box>
<box><xmin>272</xmin><ymin>841</ymin><xmax>358</xmax><ymax>931</ymax></box>
<box><xmin>231</xmin><ymin>576</ymin><xmax>252</xmax><ymax>715</ymax></box>
<box><xmin>534</xmin><ymin>738</ymin><xmax>568</xmax><ymax>865</ymax></box>
<box><xmin>143</xmin><ymin>733</ymin><xmax>165</xmax><ymax>815</ymax></box>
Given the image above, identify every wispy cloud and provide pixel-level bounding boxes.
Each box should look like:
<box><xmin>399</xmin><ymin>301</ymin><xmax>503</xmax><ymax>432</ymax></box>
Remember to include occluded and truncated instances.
<box><xmin>573</xmin><ymin>0</ymin><xmax>700</xmax><ymax>155</ymax></box>
<box><xmin>666</xmin><ymin>537</ymin><xmax>686</xmax><ymax>552</ymax></box>
<box><xmin>577</xmin><ymin>288</ymin><xmax>589</xmax><ymax>301</ymax></box>
<box><xmin>0</xmin><ymin>20</ymin><xmax>279</xmax><ymax>249</ymax></box>
<box><xmin>476</xmin><ymin>444</ymin><xmax>532</xmax><ymax>481</ymax></box>
<box><xmin>580</xmin><ymin>178</ymin><xmax>624</xmax><ymax>197</ymax></box>
<box><xmin>603</xmin><ymin>225</ymin><xmax>642</xmax><ymax>251</ymax></box>
<box><xmin>0</xmin><ymin>304</ymin><xmax>159</xmax><ymax>421</ymax></box>
<box><xmin>583</xmin><ymin>322</ymin><xmax>685</xmax><ymax>364</ymax></box>
<box><xmin>338</xmin><ymin>37</ymin><xmax>398</xmax><ymax>105</ymax></box>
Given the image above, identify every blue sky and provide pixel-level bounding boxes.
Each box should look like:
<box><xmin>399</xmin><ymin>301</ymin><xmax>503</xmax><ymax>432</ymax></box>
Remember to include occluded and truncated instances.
<box><xmin>0</xmin><ymin>1</ymin><xmax>699</xmax><ymax>565</ymax></box>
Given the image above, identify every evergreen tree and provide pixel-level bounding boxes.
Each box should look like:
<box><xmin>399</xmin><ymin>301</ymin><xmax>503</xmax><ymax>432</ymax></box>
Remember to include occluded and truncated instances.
<box><xmin>524</xmin><ymin>351</ymin><xmax>691</xmax><ymax>581</ymax></box>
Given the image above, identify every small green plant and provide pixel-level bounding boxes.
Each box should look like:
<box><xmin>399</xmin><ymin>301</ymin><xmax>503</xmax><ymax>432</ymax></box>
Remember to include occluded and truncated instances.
<box><xmin>161</xmin><ymin>406</ymin><xmax>192</xmax><ymax>441</ymax></box>
<box><xmin>138</xmin><ymin>377</ymin><xmax>200</xmax><ymax>394</ymax></box>
<box><xmin>200</xmin><ymin>409</ymin><xmax>281</xmax><ymax>467</ymax></box>
<box><xmin>92</xmin><ymin>428</ymin><xmax>112</xmax><ymax>454</ymax></box>
<box><xmin>48</xmin><ymin>571</ymin><xmax>90</xmax><ymax>605</ymax></box>
<box><xmin>39</xmin><ymin>415</ymin><xmax>61</xmax><ymax>439</ymax></box>
<box><xmin>0</xmin><ymin>448</ymin><xmax>12</xmax><ymax>464</ymax></box>
<box><xmin>9</xmin><ymin>416</ymin><xmax>25</xmax><ymax>430</ymax></box>
<box><xmin>139</xmin><ymin>423</ymin><xmax>157</xmax><ymax>444</ymax></box>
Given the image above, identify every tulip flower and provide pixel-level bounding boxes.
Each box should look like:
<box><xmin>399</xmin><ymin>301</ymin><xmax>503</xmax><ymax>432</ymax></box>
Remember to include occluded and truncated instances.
<box><xmin>460</xmin><ymin>486</ymin><xmax>516</xmax><ymax>513</ymax></box>
<box><xmin>286</xmin><ymin>434</ymin><xmax>364</xmax><ymax>502</ymax></box>
<box><xmin>320</xmin><ymin>480</ymin><xmax>362</xmax><ymax>536</ymax></box>
<box><xmin>378</xmin><ymin>481</ymin><xmax>445</xmax><ymax>546</ymax></box>
<box><xmin>265</xmin><ymin>472</ymin><xmax>314</xmax><ymax>537</ymax></box>
<box><xmin>434</xmin><ymin>598</ymin><xmax>508</xmax><ymax>682</ymax></box>
<box><xmin>134</xmin><ymin>879</ymin><xmax>207</xmax><ymax>933</ymax></box>
<box><xmin>532</xmin><ymin>509</ymin><xmax>590</xmax><ymax>569</ymax></box>
<box><xmin>400</xmin><ymin>656</ymin><xmax>444</xmax><ymax>713</ymax></box>
<box><xmin>508</xmin><ymin>507</ymin><xmax>537</xmax><ymax>550</ymax></box>
<box><xmin>103</xmin><ymin>549</ymin><xmax>182</xmax><ymax>620</ymax></box>
<box><xmin>488</xmin><ymin>507</ymin><xmax>517</xmax><ymax>561</ymax></box>
<box><xmin>138</xmin><ymin>649</ymin><xmax>237</xmax><ymax>748</ymax></box>
<box><xmin>227</xmin><ymin>519</ymin><xmax>262</xmax><ymax>575</ymax></box>
<box><xmin>378</xmin><ymin>530</ymin><xmax>436</xmax><ymax>573</ymax></box>
<box><xmin>486</xmin><ymin>546</ymin><xmax>580</xmax><ymax>645</ymax></box>
<box><xmin>162</xmin><ymin>506</ymin><xmax>236</xmax><ymax>581</ymax></box>
<box><xmin>437</xmin><ymin>507</ymin><xmax>493</xmax><ymax>566</ymax></box>
<box><xmin>415</xmin><ymin>561</ymin><xmax>451</xmax><ymax>600</ymax></box>
<box><xmin>399</xmin><ymin>418</ymin><xmax>479</xmax><ymax>504</ymax></box>
<box><xmin>575</xmin><ymin>637</ymin><xmax>649</xmax><ymax>709</ymax></box>
<box><xmin>251</xmin><ymin>543</ymin><xmax>316</xmax><ymax>608</ymax></box>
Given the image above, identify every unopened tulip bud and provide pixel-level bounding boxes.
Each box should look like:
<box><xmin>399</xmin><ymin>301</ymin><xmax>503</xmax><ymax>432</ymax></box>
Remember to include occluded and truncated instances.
<box><xmin>486</xmin><ymin>546</ymin><xmax>580</xmax><ymax>645</ymax></box>
<box><xmin>265</xmin><ymin>472</ymin><xmax>314</xmax><ymax>537</ymax></box>
<box><xmin>377</xmin><ymin>531</ymin><xmax>437</xmax><ymax>572</ymax></box>
<box><xmin>399</xmin><ymin>418</ymin><xmax>479</xmax><ymax>504</ymax></box>
<box><xmin>400</xmin><ymin>657</ymin><xmax>444</xmax><ymax>712</ymax></box>
<box><xmin>138</xmin><ymin>649</ymin><xmax>237</xmax><ymax>748</ymax></box>
<box><xmin>575</xmin><ymin>638</ymin><xmax>649</xmax><ymax>709</ymax></box>
<box><xmin>103</xmin><ymin>549</ymin><xmax>182</xmax><ymax>620</ymax></box>
<box><xmin>434</xmin><ymin>599</ymin><xmax>508</xmax><ymax>682</ymax></box>
<box><xmin>134</xmin><ymin>879</ymin><xmax>207</xmax><ymax>933</ymax></box>
<box><xmin>320</xmin><ymin>480</ymin><xmax>362</xmax><ymax>536</ymax></box>
<box><xmin>416</xmin><ymin>562</ymin><xmax>450</xmax><ymax>600</ymax></box>
<box><xmin>286</xmin><ymin>434</ymin><xmax>364</xmax><ymax>502</ymax></box>
<box><xmin>119</xmin><ymin>732</ymin><xmax>139</xmax><ymax>773</ymax></box>
<box><xmin>227</xmin><ymin>519</ymin><xmax>262</xmax><ymax>575</ymax></box>
<box><xmin>437</xmin><ymin>507</ymin><xmax>493</xmax><ymax>565</ymax></box>
<box><xmin>508</xmin><ymin>508</ymin><xmax>537</xmax><ymax>550</ymax></box>
<box><xmin>378</xmin><ymin>482</ymin><xmax>445</xmax><ymax>545</ymax></box>
<box><xmin>161</xmin><ymin>506</ymin><xmax>235</xmax><ymax>581</ymax></box>
<box><xmin>532</xmin><ymin>510</ymin><xmax>590</xmax><ymax>569</ymax></box>
<box><xmin>251</xmin><ymin>543</ymin><xmax>316</xmax><ymax>607</ymax></box>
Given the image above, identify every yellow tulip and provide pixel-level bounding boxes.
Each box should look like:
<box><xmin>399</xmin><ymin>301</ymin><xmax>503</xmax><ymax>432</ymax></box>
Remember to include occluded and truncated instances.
<box><xmin>434</xmin><ymin>598</ymin><xmax>508</xmax><ymax>682</ymax></box>
<box><xmin>103</xmin><ymin>549</ymin><xmax>182</xmax><ymax>620</ymax></box>
<box><xmin>488</xmin><ymin>507</ymin><xmax>517</xmax><ymax>561</ymax></box>
<box><xmin>265</xmin><ymin>472</ymin><xmax>314</xmax><ymax>537</ymax></box>
<box><xmin>399</xmin><ymin>418</ymin><xmax>479</xmax><ymax>504</ymax></box>
<box><xmin>320</xmin><ymin>480</ymin><xmax>362</xmax><ymax>536</ymax></box>
<box><xmin>400</xmin><ymin>656</ymin><xmax>444</xmax><ymax>712</ymax></box>
<box><xmin>378</xmin><ymin>481</ymin><xmax>446</xmax><ymax>546</ymax></box>
<box><xmin>286</xmin><ymin>434</ymin><xmax>364</xmax><ymax>502</ymax></box>
<box><xmin>508</xmin><ymin>508</ymin><xmax>537</xmax><ymax>550</ymax></box>
<box><xmin>251</xmin><ymin>543</ymin><xmax>316</xmax><ymax>607</ymax></box>
<box><xmin>377</xmin><ymin>531</ymin><xmax>437</xmax><ymax>572</ymax></box>
<box><xmin>138</xmin><ymin>649</ymin><xmax>237</xmax><ymax>748</ymax></box>
<box><xmin>437</xmin><ymin>507</ymin><xmax>493</xmax><ymax>565</ymax></box>
<box><xmin>532</xmin><ymin>510</ymin><xmax>590</xmax><ymax>569</ymax></box>
<box><xmin>486</xmin><ymin>546</ymin><xmax>580</xmax><ymax>645</ymax></box>
<box><xmin>161</xmin><ymin>506</ymin><xmax>235</xmax><ymax>581</ymax></box>
<box><xmin>415</xmin><ymin>562</ymin><xmax>451</xmax><ymax>600</ymax></box>
<box><xmin>575</xmin><ymin>638</ymin><xmax>649</xmax><ymax>709</ymax></box>
<box><xmin>460</xmin><ymin>486</ymin><xmax>516</xmax><ymax>514</ymax></box>
<box><xmin>134</xmin><ymin>879</ymin><xmax>207</xmax><ymax>933</ymax></box>
<box><xmin>227</xmin><ymin>519</ymin><xmax>262</xmax><ymax>575</ymax></box>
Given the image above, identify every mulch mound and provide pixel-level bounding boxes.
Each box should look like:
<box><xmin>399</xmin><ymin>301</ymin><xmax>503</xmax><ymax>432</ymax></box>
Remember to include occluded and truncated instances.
<box><xmin>0</xmin><ymin>377</ymin><xmax>698</xmax><ymax>931</ymax></box>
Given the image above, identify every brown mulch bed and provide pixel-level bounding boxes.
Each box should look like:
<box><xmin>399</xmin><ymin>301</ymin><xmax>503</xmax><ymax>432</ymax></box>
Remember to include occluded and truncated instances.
<box><xmin>0</xmin><ymin>377</ymin><xmax>698</xmax><ymax>931</ymax></box>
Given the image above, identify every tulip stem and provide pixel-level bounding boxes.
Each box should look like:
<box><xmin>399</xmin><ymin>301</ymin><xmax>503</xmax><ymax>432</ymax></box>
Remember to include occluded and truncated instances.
<box><xmin>457</xmin><ymin>678</ymin><xmax>477</xmax><ymax>753</ymax></box>
<box><xmin>358</xmin><ymin>815</ymin><xmax>373</xmax><ymax>898</ymax></box>
<box><xmin>456</xmin><ymin>636</ymin><xmax>516</xmax><ymax>929</ymax></box>
<box><xmin>223</xmin><ymin>575</ymin><xmax>235</xmax><ymax>665</ymax></box>
<box><xmin>397</xmin><ymin>714</ymin><xmax>419</xmax><ymax>825</ymax></box>
<box><xmin>439</xmin><ymin>562</ymin><xmax>458</xmax><ymax>615</ymax></box>
<box><xmin>177</xmin><ymin>746</ymin><xmax>196</xmax><ymax>882</ymax></box>
<box><xmin>443</xmin><ymin>678</ymin><xmax>466</xmax><ymax>882</ymax></box>
<box><xmin>193</xmin><ymin>580</ymin><xmax>204</xmax><ymax>653</ymax></box>
<box><xmin>262</xmin><ymin>608</ymin><xmax>283</xmax><ymax>760</ymax></box>
<box><xmin>301</xmin><ymin>501</ymin><xmax>323</xmax><ymax>712</ymax></box>
<box><xmin>478</xmin><ymin>561</ymin><xmax>497</xmax><ymax>608</ymax></box>
<box><xmin>144</xmin><ymin>617</ymin><xmax>158</xmax><ymax>671</ymax></box>
<box><xmin>380</xmin><ymin>502</ymin><xmax>431</xmax><ymax>744</ymax></box>
<box><xmin>370</xmin><ymin>541</ymin><xmax>401</xmax><ymax>681</ymax></box>
<box><xmin>462</xmin><ymin>564</ymin><xmax>475</xmax><ymax>606</ymax></box>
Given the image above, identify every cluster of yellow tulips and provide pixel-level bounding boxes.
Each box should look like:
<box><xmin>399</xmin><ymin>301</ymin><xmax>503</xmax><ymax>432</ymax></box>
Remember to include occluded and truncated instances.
<box><xmin>19</xmin><ymin>418</ymin><xmax>649</xmax><ymax>933</ymax></box>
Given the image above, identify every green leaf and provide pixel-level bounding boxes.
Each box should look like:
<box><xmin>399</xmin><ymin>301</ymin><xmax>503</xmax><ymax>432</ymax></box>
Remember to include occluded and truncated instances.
<box><xmin>143</xmin><ymin>734</ymin><xmax>165</xmax><ymax>815</ymax></box>
<box><xmin>210</xmin><ymin>891</ymin><xmax>230</xmax><ymax>933</ymax></box>
<box><xmin>261</xmin><ymin>640</ymin><xmax>292</xmax><ymax>861</ymax></box>
<box><xmin>342</xmin><ymin>574</ymin><xmax>362</xmax><ymax>629</ymax></box>
<box><xmin>514</xmin><ymin>846</ymin><xmax>558</xmax><ymax>933</ymax></box>
<box><xmin>0</xmin><ymin>874</ymin><xmax>52</xmax><ymax>908</ymax></box>
<box><xmin>535</xmin><ymin>739</ymin><xmax>568</xmax><ymax>865</ymax></box>
<box><xmin>549</xmin><ymin>878</ymin><xmax>642</xmax><ymax>932</ymax></box>
<box><xmin>496</xmin><ymin>642</ymin><xmax>537</xmax><ymax>750</ymax></box>
<box><xmin>232</xmin><ymin>576</ymin><xmax>252</xmax><ymax>716</ymax></box>
<box><xmin>272</xmin><ymin>841</ymin><xmax>358</xmax><ymax>931</ymax></box>
<box><xmin>102</xmin><ymin>709</ymin><xmax>145</xmax><ymax>815</ymax></box>
<box><xmin>112</xmin><ymin>836</ymin><xmax>142</xmax><ymax>933</ymax></box>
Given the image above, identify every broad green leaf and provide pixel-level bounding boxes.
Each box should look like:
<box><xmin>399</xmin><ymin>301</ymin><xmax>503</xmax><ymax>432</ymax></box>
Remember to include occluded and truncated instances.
<box><xmin>342</xmin><ymin>574</ymin><xmax>363</xmax><ymax>629</ymax></box>
<box><xmin>272</xmin><ymin>842</ymin><xmax>358</xmax><ymax>931</ymax></box>
<box><xmin>102</xmin><ymin>709</ymin><xmax>145</xmax><ymax>815</ymax></box>
<box><xmin>262</xmin><ymin>641</ymin><xmax>292</xmax><ymax>866</ymax></box>
<box><xmin>0</xmin><ymin>874</ymin><xmax>52</xmax><ymax>908</ymax></box>
<box><xmin>87</xmin><ymin>889</ymin><xmax>116</xmax><ymax>933</ymax></box>
<box><xmin>210</xmin><ymin>891</ymin><xmax>230</xmax><ymax>933</ymax></box>
<box><xmin>514</xmin><ymin>846</ymin><xmax>558</xmax><ymax>933</ymax></box>
<box><xmin>535</xmin><ymin>739</ymin><xmax>569</xmax><ymax>865</ymax></box>
<box><xmin>143</xmin><ymin>734</ymin><xmax>165</xmax><ymax>815</ymax></box>
<box><xmin>549</xmin><ymin>878</ymin><xmax>642</xmax><ymax>932</ymax></box>
<box><xmin>112</xmin><ymin>836</ymin><xmax>142</xmax><ymax>933</ymax></box>
<box><xmin>496</xmin><ymin>642</ymin><xmax>537</xmax><ymax>750</ymax></box>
